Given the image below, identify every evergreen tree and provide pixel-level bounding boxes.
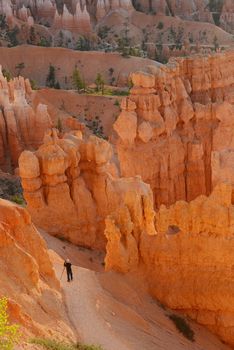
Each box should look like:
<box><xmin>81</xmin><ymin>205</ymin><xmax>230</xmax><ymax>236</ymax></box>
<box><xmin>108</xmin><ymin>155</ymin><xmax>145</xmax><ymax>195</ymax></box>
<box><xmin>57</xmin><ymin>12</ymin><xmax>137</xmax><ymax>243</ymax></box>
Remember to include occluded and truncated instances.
<box><xmin>76</xmin><ymin>36</ymin><xmax>91</xmax><ymax>51</ymax></box>
<box><xmin>72</xmin><ymin>68</ymin><xmax>85</xmax><ymax>92</ymax></box>
<box><xmin>95</xmin><ymin>73</ymin><xmax>105</xmax><ymax>94</ymax></box>
<box><xmin>46</xmin><ymin>64</ymin><xmax>56</xmax><ymax>88</ymax></box>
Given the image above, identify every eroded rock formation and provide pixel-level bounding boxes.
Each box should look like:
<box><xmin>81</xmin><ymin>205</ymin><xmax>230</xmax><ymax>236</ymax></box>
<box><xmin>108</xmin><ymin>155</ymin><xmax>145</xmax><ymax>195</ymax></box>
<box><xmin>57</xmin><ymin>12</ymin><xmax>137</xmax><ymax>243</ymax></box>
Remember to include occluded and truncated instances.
<box><xmin>0</xmin><ymin>66</ymin><xmax>52</xmax><ymax>171</ymax></box>
<box><xmin>0</xmin><ymin>198</ymin><xmax>74</xmax><ymax>338</ymax></box>
<box><xmin>104</xmin><ymin>182</ymin><xmax>234</xmax><ymax>346</ymax></box>
<box><xmin>53</xmin><ymin>3</ymin><xmax>92</xmax><ymax>34</ymax></box>
<box><xmin>19</xmin><ymin>128</ymin><xmax>156</xmax><ymax>250</ymax></box>
<box><xmin>220</xmin><ymin>0</ymin><xmax>234</xmax><ymax>34</ymax></box>
<box><xmin>114</xmin><ymin>52</ymin><xmax>234</xmax><ymax>207</ymax></box>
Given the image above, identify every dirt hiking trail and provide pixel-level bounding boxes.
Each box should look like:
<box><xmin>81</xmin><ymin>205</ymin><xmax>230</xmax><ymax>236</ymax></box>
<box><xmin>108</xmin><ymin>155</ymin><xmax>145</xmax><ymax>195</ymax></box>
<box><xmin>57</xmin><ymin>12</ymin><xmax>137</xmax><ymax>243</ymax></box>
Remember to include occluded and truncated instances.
<box><xmin>38</xmin><ymin>230</ymin><xmax>232</xmax><ymax>350</ymax></box>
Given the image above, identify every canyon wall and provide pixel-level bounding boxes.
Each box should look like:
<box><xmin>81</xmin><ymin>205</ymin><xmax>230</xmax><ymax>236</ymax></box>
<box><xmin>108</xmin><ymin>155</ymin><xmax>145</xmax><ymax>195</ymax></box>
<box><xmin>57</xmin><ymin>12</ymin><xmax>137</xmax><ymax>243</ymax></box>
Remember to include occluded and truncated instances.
<box><xmin>0</xmin><ymin>66</ymin><xmax>52</xmax><ymax>172</ymax></box>
<box><xmin>0</xmin><ymin>198</ymin><xmax>75</xmax><ymax>339</ymax></box>
<box><xmin>104</xmin><ymin>182</ymin><xmax>234</xmax><ymax>346</ymax></box>
<box><xmin>114</xmin><ymin>51</ymin><xmax>234</xmax><ymax>207</ymax></box>
<box><xmin>19</xmin><ymin>128</ymin><xmax>156</xmax><ymax>250</ymax></box>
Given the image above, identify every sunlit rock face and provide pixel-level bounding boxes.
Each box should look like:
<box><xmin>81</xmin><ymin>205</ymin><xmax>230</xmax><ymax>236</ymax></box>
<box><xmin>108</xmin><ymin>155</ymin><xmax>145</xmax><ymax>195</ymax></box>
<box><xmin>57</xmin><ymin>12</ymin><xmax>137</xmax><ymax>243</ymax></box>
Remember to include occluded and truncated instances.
<box><xmin>0</xmin><ymin>198</ymin><xmax>75</xmax><ymax>339</ymax></box>
<box><xmin>19</xmin><ymin>128</ymin><xmax>156</xmax><ymax>250</ymax></box>
<box><xmin>114</xmin><ymin>52</ymin><xmax>234</xmax><ymax>208</ymax></box>
<box><xmin>0</xmin><ymin>66</ymin><xmax>52</xmax><ymax>172</ymax></box>
<box><xmin>104</xmin><ymin>182</ymin><xmax>234</xmax><ymax>346</ymax></box>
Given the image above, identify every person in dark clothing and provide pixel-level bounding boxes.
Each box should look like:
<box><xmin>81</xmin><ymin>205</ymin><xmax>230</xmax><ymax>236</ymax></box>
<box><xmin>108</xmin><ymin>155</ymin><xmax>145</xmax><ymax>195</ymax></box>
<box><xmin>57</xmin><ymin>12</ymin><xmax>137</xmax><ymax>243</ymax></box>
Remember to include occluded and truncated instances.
<box><xmin>64</xmin><ymin>258</ymin><xmax>73</xmax><ymax>282</ymax></box>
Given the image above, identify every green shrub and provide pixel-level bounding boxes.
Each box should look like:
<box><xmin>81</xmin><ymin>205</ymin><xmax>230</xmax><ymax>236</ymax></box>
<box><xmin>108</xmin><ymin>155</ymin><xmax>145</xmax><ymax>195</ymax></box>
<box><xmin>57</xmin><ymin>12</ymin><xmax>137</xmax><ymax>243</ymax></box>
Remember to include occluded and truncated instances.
<box><xmin>72</xmin><ymin>68</ymin><xmax>85</xmax><ymax>92</ymax></box>
<box><xmin>157</xmin><ymin>21</ymin><xmax>164</xmax><ymax>30</ymax></box>
<box><xmin>98</xmin><ymin>26</ymin><xmax>110</xmax><ymax>40</ymax></box>
<box><xmin>10</xmin><ymin>194</ymin><xmax>25</xmax><ymax>206</ymax></box>
<box><xmin>30</xmin><ymin>338</ymin><xmax>103</xmax><ymax>350</ymax></box>
<box><xmin>95</xmin><ymin>73</ymin><xmax>105</xmax><ymax>94</ymax></box>
<box><xmin>2</xmin><ymin>69</ymin><xmax>12</xmax><ymax>82</ymax></box>
<box><xmin>168</xmin><ymin>314</ymin><xmax>195</xmax><ymax>342</ymax></box>
<box><xmin>76</xmin><ymin>36</ymin><xmax>91</xmax><ymax>51</ymax></box>
<box><xmin>30</xmin><ymin>79</ymin><xmax>38</xmax><ymax>90</ymax></box>
<box><xmin>7</xmin><ymin>26</ymin><xmax>19</xmax><ymax>46</ymax></box>
<box><xmin>38</xmin><ymin>37</ymin><xmax>51</xmax><ymax>47</ymax></box>
<box><xmin>0</xmin><ymin>297</ymin><xmax>21</xmax><ymax>350</ymax></box>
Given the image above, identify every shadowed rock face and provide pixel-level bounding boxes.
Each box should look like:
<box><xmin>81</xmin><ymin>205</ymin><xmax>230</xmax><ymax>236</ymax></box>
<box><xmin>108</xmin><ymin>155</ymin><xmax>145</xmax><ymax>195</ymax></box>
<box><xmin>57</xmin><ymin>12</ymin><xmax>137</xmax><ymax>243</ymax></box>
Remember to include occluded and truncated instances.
<box><xmin>0</xmin><ymin>198</ymin><xmax>75</xmax><ymax>339</ymax></box>
<box><xmin>0</xmin><ymin>66</ymin><xmax>52</xmax><ymax>172</ymax></box>
<box><xmin>19</xmin><ymin>128</ymin><xmax>156</xmax><ymax>250</ymax></box>
<box><xmin>114</xmin><ymin>52</ymin><xmax>234</xmax><ymax>207</ymax></box>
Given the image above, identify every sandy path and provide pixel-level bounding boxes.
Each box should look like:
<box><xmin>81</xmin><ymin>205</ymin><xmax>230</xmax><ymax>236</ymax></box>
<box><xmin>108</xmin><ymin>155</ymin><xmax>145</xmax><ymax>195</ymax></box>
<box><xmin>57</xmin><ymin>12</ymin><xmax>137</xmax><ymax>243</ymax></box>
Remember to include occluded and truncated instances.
<box><xmin>59</xmin><ymin>266</ymin><xmax>130</xmax><ymax>350</ymax></box>
<box><xmin>42</xmin><ymin>231</ymin><xmax>232</xmax><ymax>350</ymax></box>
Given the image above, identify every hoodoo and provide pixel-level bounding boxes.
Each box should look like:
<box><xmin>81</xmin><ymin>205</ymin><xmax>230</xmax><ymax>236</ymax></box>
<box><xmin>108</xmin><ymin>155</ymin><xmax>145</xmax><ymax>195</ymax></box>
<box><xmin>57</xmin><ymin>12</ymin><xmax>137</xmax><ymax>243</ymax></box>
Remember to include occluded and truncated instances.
<box><xmin>1</xmin><ymin>1</ymin><xmax>234</xmax><ymax>349</ymax></box>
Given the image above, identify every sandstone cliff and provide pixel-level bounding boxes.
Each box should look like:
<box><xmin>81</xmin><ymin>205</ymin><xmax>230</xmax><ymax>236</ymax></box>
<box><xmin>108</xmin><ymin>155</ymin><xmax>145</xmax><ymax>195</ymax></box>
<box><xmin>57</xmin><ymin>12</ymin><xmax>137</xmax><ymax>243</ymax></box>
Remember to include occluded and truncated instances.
<box><xmin>19</xmin><ymin>128</ymin><xmax>156</xmax><ymax>250</ymax></box>
<box><xmin>104</xmin><ymin>182</ymin><xmax>234</xmax><ymax>346</ymax></box>
<box><xmin>114</xmin><ymin>52</ymin><xmax>234</xmax><ymax>207</ymax></box>
<box><xmin>0</xmin><ymin>198</ymin><xmax>74</xmax><ymax>339</ymax></box>
<box><xmin>0</xmin><ymin>66</ymin><xmax>52</xmax><ymax>172</ymax></box>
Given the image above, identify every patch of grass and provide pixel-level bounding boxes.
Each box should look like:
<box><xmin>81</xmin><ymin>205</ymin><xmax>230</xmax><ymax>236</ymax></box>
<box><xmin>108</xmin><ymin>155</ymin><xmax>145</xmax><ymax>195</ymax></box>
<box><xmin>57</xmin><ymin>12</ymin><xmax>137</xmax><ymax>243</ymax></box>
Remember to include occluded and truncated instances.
<box><xmin>168</xmin><ymin>314</ymin><xmax>195</xmax><ymax>342</ymax></box>
<box><xmin>30</xmin><ymin>338</ymin><xmax>103</xmax><ymax>350</ymax></box>
<box><xmin>85</xmin><ymin>87</ymin><xmax>129</xmax><ymax>97</ymax></box>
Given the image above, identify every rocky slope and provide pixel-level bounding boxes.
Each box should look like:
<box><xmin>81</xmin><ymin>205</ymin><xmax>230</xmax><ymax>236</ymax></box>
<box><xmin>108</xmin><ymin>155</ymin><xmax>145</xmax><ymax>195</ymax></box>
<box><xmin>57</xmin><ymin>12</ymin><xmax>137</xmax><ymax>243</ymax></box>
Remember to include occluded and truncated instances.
<box><xmin>0</xmin><ymin>198</ymin><xmax>75</xmax><ymax>339</ymax></box>
<box><xmin>113</xmin><ymin>51</ymin><xmax>234</xmax><ymax>207</ymax></box>
<box><xmin>0</xmin><ymin>45</ymin><xmax>158</xmax><ymax>88</ymax></box>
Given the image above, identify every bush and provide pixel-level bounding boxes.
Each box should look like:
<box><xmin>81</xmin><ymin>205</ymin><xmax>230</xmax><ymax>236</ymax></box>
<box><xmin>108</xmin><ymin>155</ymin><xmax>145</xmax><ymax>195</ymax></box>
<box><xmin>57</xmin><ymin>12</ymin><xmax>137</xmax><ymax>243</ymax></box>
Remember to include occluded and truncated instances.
<box><xmin>157</xmin><ymin>22</ymin><xmax>164</xmax><ymax>30</ymax></box>
<box><xmin>30</xmin><ymin>338</ymin><xmax>103</xmax><ymax>350</ymax></box>
<box><xmin>30</xmin><ymin>79</ymin><xmax>38</xmax><ymax>90</ymax></box>
<box><xmin>85</xmin><ymin>117</ymin><xmax>107</xmax><ymax>140</ymax></box>
<box><xmin>38</xmin><ymin>37</ymin><xmax>51</xmax><ymax>47</ymax></box>
<box><xmin>168</xmin><ymin>314</ymin><xmax>195</xmax><ymax>342</ymax></box>
<box><xmin>98</xmin><ymin>26</ymin><xmax>110</xmax><ymax>40</ymax></box>
<box><xmin>7</xmin><ymin>26</ymin><xmax>19</xmax><ymax>46</ymax></box>
<box><xmin>0</xmin><ymin>297</ymin><xmax>21</xmax><ymax>350</ymax></box>
<box><xmin>76</xmin><ymin>36</ymin><xmax>91</xmax><ymax>51</ymax></box>
<box><xmin>2</xmin><ymin>69</ymin><xmax>12</xmax><ymax>82</ymax></box>
<box><xmin>10</xmin><ymin>194</ymin><xmax>25</xmax><ymax>206</ymax></box>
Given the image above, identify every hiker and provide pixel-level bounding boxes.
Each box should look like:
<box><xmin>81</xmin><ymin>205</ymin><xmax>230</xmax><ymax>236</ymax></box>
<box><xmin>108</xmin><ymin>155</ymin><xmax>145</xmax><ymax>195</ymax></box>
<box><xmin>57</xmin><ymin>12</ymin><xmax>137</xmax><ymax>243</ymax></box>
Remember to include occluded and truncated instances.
<box><xmin>64</xmin><ymin>258</ymin><xmax>73</xmax><ymax>282</ymax></box>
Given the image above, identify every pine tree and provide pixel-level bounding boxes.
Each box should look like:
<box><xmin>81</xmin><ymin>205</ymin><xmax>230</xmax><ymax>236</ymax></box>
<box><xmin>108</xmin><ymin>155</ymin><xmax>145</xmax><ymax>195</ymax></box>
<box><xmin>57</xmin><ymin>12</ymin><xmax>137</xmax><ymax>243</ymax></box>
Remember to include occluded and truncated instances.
<box><xmin>95</xmin><ymin>73</ymin><xmax>105</xmax><ymax>94</ymax></box>
<box><xmin>72</xmin><ymin>68</ymin><xmax>85</xmax><ymax>92</ymax></box>
<box><xmin>46</xmin><ymin>64</ymin><xmax>56</xmax><ymax>88</ymax></box>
